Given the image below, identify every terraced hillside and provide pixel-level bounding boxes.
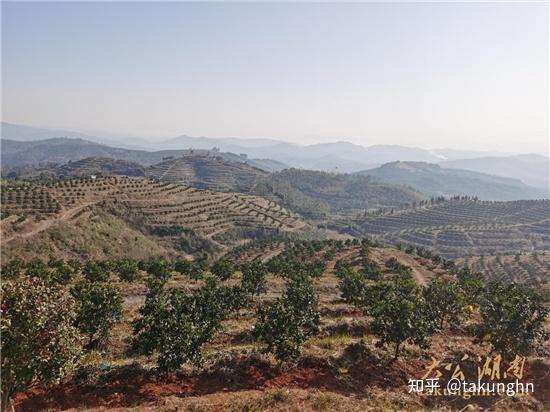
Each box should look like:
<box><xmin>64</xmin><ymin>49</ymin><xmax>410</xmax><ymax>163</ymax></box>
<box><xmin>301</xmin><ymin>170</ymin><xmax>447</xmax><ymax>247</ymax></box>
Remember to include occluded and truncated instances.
<box><xmin>0</xmin><ymin>176</ymin><xmax>304</xmax><ymax>260</ymax></box>
<box><xmin>2</xmin><ymin>156</ymin><xmax>147</xmax><ymax>180</ymax></box>
<box><xmin>458</xmin><ymin>253</ymin><xmax>550</xmax><ymax>287</ymax></box>
<box><xmin>146</xmin><ymin>154</ymin><xmax>267</xmax><ymax>191</ymax></box>
<box><xmin>338</xmin><ymin>199</ymin><xmax>550</xmax><ymax>258</ymax></box>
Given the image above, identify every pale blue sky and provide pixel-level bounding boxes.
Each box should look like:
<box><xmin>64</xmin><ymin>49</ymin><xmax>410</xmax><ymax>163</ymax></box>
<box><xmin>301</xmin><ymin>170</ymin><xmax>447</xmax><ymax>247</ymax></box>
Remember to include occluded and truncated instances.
<box><xmin>2</xmin><ymin>2</ymin><xmax>548</xmax><ymax>153</ymax></box>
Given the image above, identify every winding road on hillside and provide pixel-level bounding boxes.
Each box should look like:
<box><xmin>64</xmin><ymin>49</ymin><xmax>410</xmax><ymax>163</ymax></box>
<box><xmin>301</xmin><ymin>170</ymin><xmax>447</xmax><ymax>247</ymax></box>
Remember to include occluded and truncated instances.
<box><xmin>1</xmin><ymin>203</ymin><xmax>94</xmax><ymax>244</ymax></box>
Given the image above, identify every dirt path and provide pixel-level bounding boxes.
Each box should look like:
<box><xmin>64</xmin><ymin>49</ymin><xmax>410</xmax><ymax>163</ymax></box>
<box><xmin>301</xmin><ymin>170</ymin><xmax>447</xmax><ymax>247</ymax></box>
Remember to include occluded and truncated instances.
<box><xmin>260</xmin><ymin>246</ymin><xmax>284</xmax><ymax>263</ymax></box>
<box><xmin>326</xmin><ymin>248</ymin><xmax>358</xmax><ymax>274</ymax></box>
<box><xmin>1</xmin><ymin>203</ymin><xmax>94</xmax><ymax>244</ymax></box>
<box><xmin>392</xmin><ymin>252</ymin><xmax>431</xmax><ymax>286</ymax></box>
<box><xmin>369</xmin><ymin>248</ymin><xmax>429</xmax><ymax>286</ymax></box>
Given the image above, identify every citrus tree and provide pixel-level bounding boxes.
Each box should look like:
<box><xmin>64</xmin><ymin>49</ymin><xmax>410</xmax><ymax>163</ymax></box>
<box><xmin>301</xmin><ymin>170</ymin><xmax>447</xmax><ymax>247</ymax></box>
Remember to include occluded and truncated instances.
<box><xmin>1</xmin><ymin>279</ymin><xmax>82</xmax><ymax>412</ymax></box>
<box><xmin>132</xmin><ymin>277</ymin><xmax>240</xmax><ymax>372</ymax></box>
<box><xmin>70</xmin><ymin>280</ymin><xmax>123</xmax><ymax>348</ymax></box>
<box><xmin>1</xmin><ymin>259</ymin><xmax>24</xmax><ymax>280</ymax></box>
<box><xmin>82</xmin><ymin>260</ymin><xmax>110</xmax><ymax>282</ymax></box>
<box><xmin>476</xmin><ymin>282</ymin><xmax>549</xmax><ymax>357</ymax></box>
<box><xmin>423</xmin><ymin>277</ymin><xmax>465</xmax><ymax>330</ymax></box>
<box><xmin>365</xmin><ymin>273</ymin><xmax>432</xmax><ymax>360</ymax></box>
<box><xmin>211</xmin><ymin>259</ymin><xmax>235</xmax><ymax>281</ymax></box>
<box><xmin>254</xmin><ymin>277</ymin><xmax>320</xmax><ymax>362</ymax></box>
<box><xmin>112</xmin><ymin>258</ymin><xmax>139</xmax><ymax>282</ymax></box>
<box><xmin>241</xmin><ymin>260</ymin><xmax>268</xmax><ymax>297</ymax></box>
<box><xmin>338</xmin><ymin>268</ymin><xmax>368</xmax><ymax>307</ymax></box>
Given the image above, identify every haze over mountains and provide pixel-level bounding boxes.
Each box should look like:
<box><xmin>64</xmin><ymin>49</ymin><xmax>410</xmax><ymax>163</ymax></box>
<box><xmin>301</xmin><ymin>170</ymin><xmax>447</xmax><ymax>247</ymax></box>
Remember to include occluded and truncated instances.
<box><xmin>360</xmin><ymin>161</ymin><xmax>548</xmax><ymax>201</ymax></box>
<box><xmin>2</xmin><ymin>122</ymin><xmax>548</xmax><ymax>199</ymax></box>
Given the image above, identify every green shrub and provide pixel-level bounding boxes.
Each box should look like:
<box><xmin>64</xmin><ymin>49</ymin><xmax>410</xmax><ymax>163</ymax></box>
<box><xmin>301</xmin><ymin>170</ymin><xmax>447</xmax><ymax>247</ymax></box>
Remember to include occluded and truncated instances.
<box><xmin>113</xmin><ymin>258</ymin><xmax>139</xmax><ymax>282</ymax></box>
<box><xmin>1</xmin><ymin>259</ymin><xmax>24</xmax><ymax>280</ymax></box>
<box><xmin>476</xmin><ymin>282</ymin><xmax>549</xmax><ymax>357</ymax></box>
<box><xmin>132</xmin><ymin>278</ymin><xmax>239</xmax><ymax>372</ymax></box>
<box><xmin>241</xmin><ymin>261</ymin><xmax>267</xmax><ymax>297</ymax></box>
<box><xmin>1</xmin><ymin>279</ymin><xmax>82</xmax><ymax>411</ymax></box>
<box><xmin>423</xmin><ymin>277</ymin><xmax>465</xmax><ymax>330</ymax></box>
<box><xmin>82</xmin><ymin>261</ymin><xmax>109</xmax><ymax>282</ymax></box>
<box><xmin>365</xmin><ymin>273</ymin><xmax>432</xmax><ymax>359</ymax></box>
<box><xmin>70</xmin><ymin>281</ymin><xmax>123</xmax><ymax>348</ymax></box>
<box><xmin>211</xmin><ymin>259</ymin><xmax>235</xmax><ymax>281</ymax></box>
<box><xmin>254</xmin><ymin>277</ymin><xmax>320</xmax><ymax>362</ymax></box>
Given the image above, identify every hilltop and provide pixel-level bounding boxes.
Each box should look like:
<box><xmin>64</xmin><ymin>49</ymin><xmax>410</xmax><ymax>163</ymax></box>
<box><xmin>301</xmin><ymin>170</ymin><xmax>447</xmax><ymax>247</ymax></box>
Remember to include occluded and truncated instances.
<box><xmin>3</xmin><ymin>157</ymin><xmax>147</xmax><ymax>179</ymax></box>
<box><xmin>145</xmin><ymin>153</ymin><xmax>267</xmax><ymax>192</ymax></box>
<box><xmin>359</xmin><ymin>161</ymin><xmax>548</xmax><ymax>201</ymax></box>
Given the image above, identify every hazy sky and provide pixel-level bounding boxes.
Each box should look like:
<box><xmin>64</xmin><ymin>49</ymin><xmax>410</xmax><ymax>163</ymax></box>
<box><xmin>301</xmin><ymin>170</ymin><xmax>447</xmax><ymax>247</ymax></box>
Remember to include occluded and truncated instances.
<box><xmin>2</xmin><ymin>2</ymin><xmax>548</xmax><ymax>153</ymax></box>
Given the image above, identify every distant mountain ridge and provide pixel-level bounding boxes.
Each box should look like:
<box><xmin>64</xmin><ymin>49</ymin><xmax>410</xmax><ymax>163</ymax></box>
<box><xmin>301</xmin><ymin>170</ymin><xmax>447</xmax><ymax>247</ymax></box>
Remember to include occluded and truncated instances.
<box><xmin>441</xmin><ymin>155</ymin><xmax>549</xmax><ymax>191</ymax></box>
<box><xmin>0</xmin><ymin>138</ymin><xmax>286</xmax><ymax>173</ymax></box>
<box><xmin>359</xmin><ymin>161</ymin><xmax>548</xmax><ymax>201</ymax></box>
<box><xmin>0</xmin><ymin>122</ymin><xmax>494</xmax><ymax>173</ymax></box>
<box><xmin>2</xmin><ymin>122</ymin><xmax>547</xmax><ymax>188</ymax></box>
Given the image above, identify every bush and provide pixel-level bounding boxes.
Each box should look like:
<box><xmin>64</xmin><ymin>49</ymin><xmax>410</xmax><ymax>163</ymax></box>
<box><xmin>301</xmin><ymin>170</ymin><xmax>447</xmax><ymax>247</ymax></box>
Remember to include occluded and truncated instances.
<box><xmin>174</xmin><ymin>258</ymin><xmax>192</xmax><ymax>275</ymax></box>
<box><xmin>362</xmin><ymin>259</ymin><xmax>383</xmax><ymax>281</ymax></box>
<box><xmin>1</xmin><ymin>279</ymin><xmax>82</xmax><ymax>411</ymax></box>
<box><xmin>25</xmin><ymin>258</ymin><xmax>50</xmax><ymax>279</ymax></box>
<box><xmin>241</xmin><ymin>261</ymin><xmax>268</xmax><ymax>297</ymax></box>
<box><xmin>49</xmin><ymin>262</ymin><xmax>75</xmax><ymax>285</ymax></box>
<box><xmin>457</xmin><ymin>267</ymin><xmax>484</xmax><ymax>305</ymax></box>
<box><xmin>188</xmin><ymin>261</ymin><xmax>206</xmax><ymax>280</ymax></box>
<box><xmin>83</xmin><ymin>261</ymin><xmax>110</xmax><ymax>282</ymax></box>
<box><xmin>423</xmin><ymin>278</ymin><xmax>465</xmax><ymax>330</ymax></box>
<box><xmin>254</xmin><ymin>277</ymin><xmax>320</xmax><ymax>362</ymax></box>
<box><xmin>1</xmin><ymin>259</ymin><xmax>24</xmax><ymax>280</ymax></box>
<box><xmin>211</xmin><ymin>259</ymin><xmax>235</xmax><ymax>281</ymax></box>
<box><xmin>365</xmin><ymin>273</ymin><xmax>432</xmax><ymax>359</ymax></box>
<box><xmin>113</xmin><ymin>258</ymin><xmax>139</xmax><ymax>282</ymax></box>
<box><xmin>144</xmin><ymin>259</ymin><xmax>172</xmax><ymax>283</ymax></box>
<box><xmin>132</xmin><ymin>278</ymin><xmax>238</xmax><ymax>372</ymax></box>
<box><xmin>339</xmin><ymin>269</ymin><xmax>368</xmax><ymax>307</ymax></box>
<box><xmin>70</xmin><ymin>281</ymin><xmax>123</xmax><ymax>348</ymax></box>
<box><xmin>476</xmin><ymin>282</ymin><xmax>549</xmax><ymax>357</ymax></box>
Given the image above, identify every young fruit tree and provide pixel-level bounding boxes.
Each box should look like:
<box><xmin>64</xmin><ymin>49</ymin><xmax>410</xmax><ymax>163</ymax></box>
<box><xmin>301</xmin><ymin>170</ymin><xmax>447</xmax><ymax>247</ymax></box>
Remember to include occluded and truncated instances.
<box><xmin>254</xmin><ymin>276</ymin><xmax>320</xmax><ymax>362</ymax></box>
<box><xmin>132</xmin><ymin>278</ymin><xmax>240</xmax><ymax>372</ymax></box>
<box><xmin>423</xmin><ymin>277</ymin><xmax>465</xmax><ymax>331</ymax></box>
<box><xmin>1</xmin><ymin>279</ymin><xmax>82</xmax><ymax>412</ymax></box>
<box><xmin>211</xmin><ymin>259</ymin><xmax>235</xmax><ymax>281</ymax></box>
<box><xmin>476</xmin><ymin>282</ymin><xmax>549</xmax><ymax>357</ymax></box>
<box><xmin>70</xmin><ymin>280</ymin><xmax>123</xmax><ymax>348</ymax></box>
<box><xmin>241</xmin><ymin>260</ymin><xmax>268</xmax><ymax>297</ymax></box>
<box><xmin>365</xmin><ymin>273</ymin><xmax>432</xmax><ymax>360</ymax></box>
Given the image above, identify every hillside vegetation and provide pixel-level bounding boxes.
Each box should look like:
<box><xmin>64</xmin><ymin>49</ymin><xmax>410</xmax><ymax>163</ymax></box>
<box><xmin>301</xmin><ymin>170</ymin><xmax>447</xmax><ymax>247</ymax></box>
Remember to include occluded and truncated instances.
<box><xmin>360</xmin><ymin>161</ymin><xmax>547</xmax><ymax>201</ymax></box>
<box><xmin>3</xmin><ymin>156</ymin><xmax>147</xmax><ymax>180</ymax></box>
<box><xmin>146</xmin><ymin>154</ymin><xmax>267</xmax><ymax>192</ymax></box>
<box><xmin>337</xmin><ymin>198</ymin><xmax>550</xmax><ymax>258</ymax></box>
<box><xmin>1</xmin><ymin>176</ymin><xmax>304</xmax><ymax>261</ymax></box>
<box><xmin>251</xmin><ymin>169</ymin><xmax>425</xmax><ymax>219</ymax></box>
<box><xmin>5</xmin><ymin>239</ymin><xmax>548</xmax><ymax>412</ymax></box>
<box><xmin>458</xmin><ymin>252</ymin><xmax>550</xmax><ymax>287</ymax></box>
